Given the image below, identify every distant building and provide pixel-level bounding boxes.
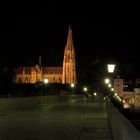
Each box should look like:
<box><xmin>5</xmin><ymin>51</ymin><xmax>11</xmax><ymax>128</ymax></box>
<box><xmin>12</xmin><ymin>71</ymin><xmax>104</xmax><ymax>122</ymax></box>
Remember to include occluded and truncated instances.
<box><xmin>114</xmin><ymin>78</ymin><xmax>140</xmax><ymax>109</ymax></box>
<box><xmin>13</xmin><ymin>26</ymin><xmax>77</xmax><ymax>85</ymax></box>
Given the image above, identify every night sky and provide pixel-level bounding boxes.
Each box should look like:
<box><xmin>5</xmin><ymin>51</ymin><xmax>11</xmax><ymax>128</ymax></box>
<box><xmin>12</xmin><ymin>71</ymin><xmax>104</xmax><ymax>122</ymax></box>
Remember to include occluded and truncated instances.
<box><xmin>0</xmin><ymin>5</ymin><xmax>139</xmax><ymax>87</ymax></box>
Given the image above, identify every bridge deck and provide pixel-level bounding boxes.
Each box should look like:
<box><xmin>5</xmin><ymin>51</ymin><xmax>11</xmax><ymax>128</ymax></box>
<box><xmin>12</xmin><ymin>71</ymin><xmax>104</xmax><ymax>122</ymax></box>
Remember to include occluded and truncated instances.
<box><xmin>0</xmin><ymin>96</ymin><xmax>113</xmax><ymax>140</ymax></box>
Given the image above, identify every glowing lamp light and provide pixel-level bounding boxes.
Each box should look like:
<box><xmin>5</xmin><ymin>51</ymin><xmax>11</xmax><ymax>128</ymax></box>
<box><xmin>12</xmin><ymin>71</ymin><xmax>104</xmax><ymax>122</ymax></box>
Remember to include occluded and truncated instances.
<box><xmin>83</xmin><ymin>87</ymin><xmax>87</xmax><ymax>91</ymax></box>
<box><xmin>44</xmin><ymin>78</ymin><xmax>49</xmax><ymax>84</ymax></box>
<box><xmin>107</xmin><ymin>64</ymin><xmax>116</xmax><ymax>73</ymax></box>
<box><xmin>94</xmin><ymin>92</ymin><xmax>97</xmax><ymax>96</ymax></box>
<box><xmin>108</xmin><ymin>84</ymin><xmax>111</xmax><ymax>88</ymax></box>
<box><xmin>105</xmin><ymin>79</ymin><xmax>110</xmax><ymax>84</ymax></box>
<box><xmin>111</xmin><ymin>88</ymin><xmax>114</xmax><ymax>91</ymax></box>
<box><xmin>71</xmin><ymin>83</ymin><xmax>75</xmax><ymax>88</ymax></box>
<box><xmin>123</xmin><ymin>100</ymin><xmax>125</xmax><ymax>103</ymax></box>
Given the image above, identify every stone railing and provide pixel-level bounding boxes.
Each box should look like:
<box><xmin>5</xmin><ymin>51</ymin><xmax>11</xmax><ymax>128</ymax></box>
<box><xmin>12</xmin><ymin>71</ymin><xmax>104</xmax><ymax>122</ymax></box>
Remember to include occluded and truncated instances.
<box><xmin>107</xmin><ymin>101</ymin><xmax>140</xmax><ymax>140</ymax></box>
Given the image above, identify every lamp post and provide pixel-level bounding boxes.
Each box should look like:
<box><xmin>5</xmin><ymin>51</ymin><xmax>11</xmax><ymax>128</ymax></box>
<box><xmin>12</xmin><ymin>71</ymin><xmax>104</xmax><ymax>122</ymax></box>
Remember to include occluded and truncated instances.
<box><xmin>107</xmin><ymin>64</ymin><xmax>116</xmax><ymax>83</ymax></box>
<box><xmin>43</xmin><ymin>78</ymin><xmax>49</xmax><ymax>95</ymax></box>
<box><xmin>83</xmin><ymin>86</ymin><xmax>88</xmax><ymax>97</ymax></box>
<box><xmin>70</xmin><ymin>83</ymin><xmax>75</xmax><ymax>94</ymax></box>
<box><xmin>106</xmin><ymin>64</ymin><xmax>116</xmax><ymax>99</ymax></box>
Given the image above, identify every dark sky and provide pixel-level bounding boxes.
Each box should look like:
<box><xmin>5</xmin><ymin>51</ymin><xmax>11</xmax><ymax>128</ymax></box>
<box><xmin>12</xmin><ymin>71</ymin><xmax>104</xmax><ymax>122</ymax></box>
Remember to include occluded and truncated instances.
<box><xmin>0</xmin><ymin>5</ymin><xmax>139</xmax><ymax>86</ymax></box>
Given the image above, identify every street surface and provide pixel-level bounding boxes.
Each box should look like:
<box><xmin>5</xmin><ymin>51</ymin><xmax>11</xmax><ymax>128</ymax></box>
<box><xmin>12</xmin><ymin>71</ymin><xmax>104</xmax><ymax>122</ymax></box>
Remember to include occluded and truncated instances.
<box><xmin>0</xmin><ymin>95</ymin><xmax>113</xmax><ymax>140</ymax></box>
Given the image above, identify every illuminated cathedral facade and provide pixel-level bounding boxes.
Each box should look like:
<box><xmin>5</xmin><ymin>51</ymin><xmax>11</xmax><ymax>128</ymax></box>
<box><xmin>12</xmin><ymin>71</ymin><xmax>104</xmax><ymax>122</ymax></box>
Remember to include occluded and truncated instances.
<box><xmin>13</xmin><ymin>26</ymin><xmax>77</xmax><ymax>85</ymax></box>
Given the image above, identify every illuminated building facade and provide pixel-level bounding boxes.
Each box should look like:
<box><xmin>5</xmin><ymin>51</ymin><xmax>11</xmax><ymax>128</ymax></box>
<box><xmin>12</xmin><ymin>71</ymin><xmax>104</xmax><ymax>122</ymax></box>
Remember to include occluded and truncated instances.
<box><xmin>114</xmin><ymin>78</ymin><xmax>140</xmax><ymax>109</ymax></box>
<box><xmin>13</xmin><ymin>26</ymin><xmax>77</xmax><ymax>85</ymax></box>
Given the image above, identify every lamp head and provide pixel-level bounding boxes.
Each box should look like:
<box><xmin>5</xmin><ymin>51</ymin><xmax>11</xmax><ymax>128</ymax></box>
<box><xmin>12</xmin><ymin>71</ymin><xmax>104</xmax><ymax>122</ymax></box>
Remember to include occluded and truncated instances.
<box><xmin>107</xmin><ymin>64</ymin><xmax>116</xmax><ymax>73</ymax></box>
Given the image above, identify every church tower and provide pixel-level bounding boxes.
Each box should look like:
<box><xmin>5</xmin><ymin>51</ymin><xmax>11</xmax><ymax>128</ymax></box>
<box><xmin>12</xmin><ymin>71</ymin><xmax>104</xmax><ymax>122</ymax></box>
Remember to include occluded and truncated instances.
<box><xmin>62</xmin><ymin>26</ymin><xmax>77</xmax><ymax>84</ymax></box>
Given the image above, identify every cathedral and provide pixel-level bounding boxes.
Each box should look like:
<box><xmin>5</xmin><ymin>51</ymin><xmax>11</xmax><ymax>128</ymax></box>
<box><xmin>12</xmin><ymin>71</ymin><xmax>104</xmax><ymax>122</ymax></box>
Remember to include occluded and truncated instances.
<box><xmin>13</xmin><ymin>26</ymin><xmax>77</xmax><ymax>85</ymax></box>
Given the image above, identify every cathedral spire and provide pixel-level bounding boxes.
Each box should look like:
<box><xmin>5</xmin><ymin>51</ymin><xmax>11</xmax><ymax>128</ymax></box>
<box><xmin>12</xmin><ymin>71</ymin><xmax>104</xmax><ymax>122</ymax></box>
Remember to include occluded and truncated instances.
<box><xmin>65</xmin><ymin>25</ymin><xmax>74</xmax><ymax>50</ymax></box>
<box><xmin>62</xmin><ymin>25</ymin><xmax>77</xmax><ymax>84</ymax></box>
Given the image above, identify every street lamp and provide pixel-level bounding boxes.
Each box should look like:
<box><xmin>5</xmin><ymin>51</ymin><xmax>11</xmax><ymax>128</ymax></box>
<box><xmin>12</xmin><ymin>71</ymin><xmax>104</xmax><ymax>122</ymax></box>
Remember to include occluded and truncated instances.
<box><xmin>83</xmin><ymin>87</ymin><xmax>88</xmax><ymax>98</ymax></box>
<box><xmin>83</xmin><ymin>87</ymin><xmax>87</xmax><ymax>92</ymax></box>
<box><xmin>43</xmin><ymin>78</ymin><xmax>49</xmax><ymax>95</ymax></box>
<box><xmin>107</xmin><ymin>64</ymin><xmax>116</xmax><ymax>73</ymax></box>
<box><xmin>107</xmin><ymin>64</ymin><xmax>116</xmax><ymax>83</ymax></box>
<box><xmin>107</xmin><ymin>63</ymin><xmax>116</xmax><ymax>99</ymax></box>
<box><xmin>70</xmin><ymin>83</ymin><xmax>75</xmax><ymax>94</ymax></box>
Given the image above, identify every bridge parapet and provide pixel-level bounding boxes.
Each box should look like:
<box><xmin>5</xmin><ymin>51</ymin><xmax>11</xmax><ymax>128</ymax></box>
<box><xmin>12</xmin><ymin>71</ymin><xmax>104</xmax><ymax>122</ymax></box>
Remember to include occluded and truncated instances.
<box><xmin>107</xmin><ymin>102</ymin><xmax>140</xmax><ymax>140</ymax></box>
